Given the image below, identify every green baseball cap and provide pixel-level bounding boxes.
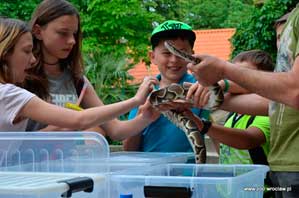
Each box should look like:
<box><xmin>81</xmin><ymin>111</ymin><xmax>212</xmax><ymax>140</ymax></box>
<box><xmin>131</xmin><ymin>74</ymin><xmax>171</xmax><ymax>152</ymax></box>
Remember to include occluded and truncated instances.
<box><xmin>150</xmin><ymin>20</ymin><xmax>196</xmax><ymax>46</ymax></box>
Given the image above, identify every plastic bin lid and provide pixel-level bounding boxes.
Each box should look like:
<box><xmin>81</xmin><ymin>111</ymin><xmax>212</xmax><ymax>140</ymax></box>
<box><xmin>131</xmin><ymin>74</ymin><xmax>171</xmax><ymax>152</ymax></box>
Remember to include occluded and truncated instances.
<box><xmin>109</xmin><ymin>152</ymin><xmax>194</xmax><ymax>164</ymax></box>
<box><xmin>112</xmin><ymin>163</ymin><xmax>270</xmax><ymax>182</ymax></box>
<box><xmin>0</xmin><ymin>132</ymin><xmax>109</xmax><ymax>170</ymax></box>
<box><xmin>0</xmin><ymin>171</ymin><xmax>105</xmax><ymax>195</ymax></box>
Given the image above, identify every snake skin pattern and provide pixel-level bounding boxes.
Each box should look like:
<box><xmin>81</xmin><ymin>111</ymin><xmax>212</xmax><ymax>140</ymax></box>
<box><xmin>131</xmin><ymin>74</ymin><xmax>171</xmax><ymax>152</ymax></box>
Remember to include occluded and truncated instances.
<box><xmin>148</xmin><ymin>41</ymin><xmax>224</xmax><ymax>163</ymax></box>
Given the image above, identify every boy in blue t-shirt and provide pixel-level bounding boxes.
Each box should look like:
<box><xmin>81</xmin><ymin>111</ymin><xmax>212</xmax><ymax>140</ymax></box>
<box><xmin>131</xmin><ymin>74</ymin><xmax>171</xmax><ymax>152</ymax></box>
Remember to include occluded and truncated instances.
<box><xmin>123</xmin><ymin>20</ymin><xmax>209</xmax><ymax>152</ymax></box>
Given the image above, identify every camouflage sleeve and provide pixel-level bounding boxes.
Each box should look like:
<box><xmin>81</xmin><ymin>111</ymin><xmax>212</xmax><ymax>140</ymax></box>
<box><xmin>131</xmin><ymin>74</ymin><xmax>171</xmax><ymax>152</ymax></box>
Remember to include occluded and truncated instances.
<box><xmin>292</xmin><ymin>7</ymin><xmax>299</xmax><ymax>57</ymax></box>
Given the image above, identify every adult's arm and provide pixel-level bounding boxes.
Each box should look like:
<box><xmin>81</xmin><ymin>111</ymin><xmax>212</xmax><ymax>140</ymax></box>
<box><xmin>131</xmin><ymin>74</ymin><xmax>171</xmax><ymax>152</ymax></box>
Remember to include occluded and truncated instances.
<box><xmin>188</xmin><ymin>56</ymin><xmax>299</xmax><ymax>109</ymax></box>
<box><xmin>207</xmin><ymin>124</ymin><xmax>266</xmax><ymax>149</ymax></box>
<box><xmin>221</xmin><ymin>93</ymin><xmax>269</xmax><ymax>116</ymax></box>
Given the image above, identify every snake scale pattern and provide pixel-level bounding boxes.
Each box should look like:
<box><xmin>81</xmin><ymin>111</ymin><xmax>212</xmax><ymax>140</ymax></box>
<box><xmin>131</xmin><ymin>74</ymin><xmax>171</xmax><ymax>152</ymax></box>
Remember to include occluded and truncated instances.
<box><xmin>149</xmin><ymin>41</ymin><xmax>224</xmax><ymax>164</ymax></box>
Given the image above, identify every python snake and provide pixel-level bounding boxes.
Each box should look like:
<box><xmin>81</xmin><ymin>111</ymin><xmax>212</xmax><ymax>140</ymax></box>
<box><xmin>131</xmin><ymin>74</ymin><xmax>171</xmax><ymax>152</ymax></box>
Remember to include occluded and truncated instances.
<box><xmin>149</xmin><ymin>41</ymin><xmax>224</xmax><ymax>163</ymax></box>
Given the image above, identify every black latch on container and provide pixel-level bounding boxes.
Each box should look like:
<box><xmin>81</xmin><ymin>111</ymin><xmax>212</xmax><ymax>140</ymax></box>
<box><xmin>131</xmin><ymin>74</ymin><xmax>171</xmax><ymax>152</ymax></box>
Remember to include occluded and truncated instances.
<box><xmin>144</xmin><ymin>186</ymin><xmax>192</xmax><ymax>198</ymax></box>
<box><xmin>58</xmin><ymin>176</ymin><xmax>94</xmax><ymax>198</ymax></box>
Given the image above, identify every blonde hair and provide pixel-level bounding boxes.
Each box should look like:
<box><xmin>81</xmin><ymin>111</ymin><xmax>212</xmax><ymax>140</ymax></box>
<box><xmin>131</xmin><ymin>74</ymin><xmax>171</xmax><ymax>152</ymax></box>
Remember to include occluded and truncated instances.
<box><xmin>0</xmin><ymin>17</ymin><xmax>30</xmax><ymax>83</ymax></box>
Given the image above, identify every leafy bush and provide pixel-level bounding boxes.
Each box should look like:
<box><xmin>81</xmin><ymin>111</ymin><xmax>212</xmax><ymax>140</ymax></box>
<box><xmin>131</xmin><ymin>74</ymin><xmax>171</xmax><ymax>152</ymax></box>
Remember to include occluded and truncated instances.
<box><xmin>84</xmin><ymin>50</ymin><xmax>140</xmax><ymax>145</ymax></box>
<box><xmin>231</xmin><ymin>0</ymin><xmax>297</xmax><ymax>59</ymax></box>
<box><xmin>84</xmin><ymin>51</ymin><xmax>138</xmax><ymax>115</ymax></box>
<box><xmin>82</xmin><ymin>0</ymin><xmax>163</xmax><ymax>65</ymax></box>
<box><xmin>0</xmin><ymin>0</ymin><xmax>39</xmax><ymax>21</ymax></box>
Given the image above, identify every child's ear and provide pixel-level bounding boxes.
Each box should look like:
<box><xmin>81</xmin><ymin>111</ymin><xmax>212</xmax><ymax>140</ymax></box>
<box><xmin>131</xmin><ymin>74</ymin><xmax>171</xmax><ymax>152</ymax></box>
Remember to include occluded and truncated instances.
<box><xmin>148</xmin><ymin>50</ymin><xmax>155</xmax><ymax>62</ymax></box>
<box><xmin>32</xmin><ymin>24</ymin><xmax>43</xmax><ymax>40</ymax></box>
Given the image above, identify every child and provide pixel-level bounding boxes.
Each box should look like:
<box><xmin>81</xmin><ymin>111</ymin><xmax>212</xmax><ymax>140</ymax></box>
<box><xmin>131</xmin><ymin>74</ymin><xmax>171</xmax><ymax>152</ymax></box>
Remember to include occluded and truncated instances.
<box><xmin>186</xmin><ymin>50</ymin><xmax>275</xmax><ymax>197</ymax></box>
<box><xmin>186</xmin><ymin>50</ymin><xmax>274</xmax><ymax>164</ymax></box>
<box><xmin>24</xmin><ymin>0</ymin><xmax>158</xmax><ymax>141</ymax></box>
<box><xmin>0</xmin><ymin>17</ymin><xmax>156</xmax><ymax>132</ymax></box>
<box><xmin>123</xmin><ymin>20</ymin><xmax>210</xmax><ymax>152</ymax></box>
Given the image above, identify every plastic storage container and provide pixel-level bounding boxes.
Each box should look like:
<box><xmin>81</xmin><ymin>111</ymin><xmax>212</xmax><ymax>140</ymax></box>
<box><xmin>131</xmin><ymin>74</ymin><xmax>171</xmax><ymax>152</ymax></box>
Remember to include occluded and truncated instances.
<box><xmin>109</xmin><ymin>151</ymin><xmax>194</xmax><ymax>164</ymax></box>
<box><xmin>109</xmin><ymin>163</ymin><xmax>269</xmax><ymax>198</ymax></box>
<box><xmin>0</xmin><ymin>132</ymin><xmax>109</xmax><ymax>198</ymax></box>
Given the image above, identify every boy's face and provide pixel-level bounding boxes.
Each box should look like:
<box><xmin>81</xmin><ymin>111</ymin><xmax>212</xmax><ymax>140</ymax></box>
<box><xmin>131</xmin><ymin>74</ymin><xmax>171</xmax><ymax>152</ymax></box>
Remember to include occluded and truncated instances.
<box><xmin>150</xmin><ymin>38</ymin><xmax>192</xmax><ymax>83</ymax></box>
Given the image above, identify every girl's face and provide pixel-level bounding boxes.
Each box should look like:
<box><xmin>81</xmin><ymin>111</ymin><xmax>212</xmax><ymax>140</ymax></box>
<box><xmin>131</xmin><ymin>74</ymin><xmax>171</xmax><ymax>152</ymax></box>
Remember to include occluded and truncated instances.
<box><xmin>6</xmin><ymin>32</ymin><xmax>36</xmax><ymax>83</ymax></box>
<box><xmin>34</xmin><ymin>15</ymin><xmax>78</xmax><ymax>63</ymax></box>
<box><xmin>150</xmin><ymin>38</ymin><xmax>192</xmax><ymax>84</ymax></box>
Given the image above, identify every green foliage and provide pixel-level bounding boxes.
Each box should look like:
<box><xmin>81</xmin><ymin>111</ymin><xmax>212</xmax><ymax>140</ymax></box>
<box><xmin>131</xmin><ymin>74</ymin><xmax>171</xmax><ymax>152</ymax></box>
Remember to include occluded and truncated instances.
<box><xmin>82</xmin><ymin>0</ymin><xmax>163</xmax><ymax>65</ymax></box>
<box><xmin>84</xmin><ymin>50</ymin><xmax>138</xmax><ymax>109</ymax></box>
<box><xmin>0</xmin><ymin>0</ymin><xmax>39</xmax><ymax>21</ymax></box>
<box><xmin>185</xmin><ymin>0</ymin><xmax>230</xmax><ymax>29</ymax></box>
<box><xmin>68</xmin><ymin>0</ymin><xmax>90</xmax><ymax>12</ymax></box>
<box><xmin>145</xmin><ymin>0</ymin><xmax>186</xmax><ymax>20</ymax></box>
<box><xmin>0</xmin><ymin>0</ymin><xmax>86</xmax><ymax>21</ymax></box>
<box><xmin>180</xmin><ymin>0</ymin><xmax>255</xmax><ymax>29</ymax></box>
<box><xmin>231</xmin><ymin>0</ymin><xmax>297</xmax><ymax>59</ymax></box>
<box><xmin>221</xmin><ymin>0</ymin><xmax>256</xmax><ymax>28</ymax></box>
<box><xmin>84</xmin><ymin>50</ymin><xmax>138</xmax><ymax>146</ymax></box>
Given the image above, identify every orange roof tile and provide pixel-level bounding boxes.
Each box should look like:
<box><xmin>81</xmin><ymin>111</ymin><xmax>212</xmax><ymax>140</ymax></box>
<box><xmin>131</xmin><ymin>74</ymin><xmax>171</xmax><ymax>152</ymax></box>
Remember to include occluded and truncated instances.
<box><xmin>128</xmin><ymin>62</ymin><xmax>159</xmax><ymax>84</ymax></box>
<box><xmin>129</xmin><ymin>28</ymin><xmax>236</xmax><ymax>83</ymax></box>
<box><xmin>194</xmin><ymin>28</ymin><xmax>236</xmax><ymax>60</ymax></box>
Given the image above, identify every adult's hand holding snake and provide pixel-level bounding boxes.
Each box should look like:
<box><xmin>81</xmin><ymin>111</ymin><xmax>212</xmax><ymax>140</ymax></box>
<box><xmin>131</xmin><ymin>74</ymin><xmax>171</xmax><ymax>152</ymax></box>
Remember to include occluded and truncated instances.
<box><xmin>186</xmin><ymin>54</ymin><xmax>229</xmax><ymax>87</ymax></box>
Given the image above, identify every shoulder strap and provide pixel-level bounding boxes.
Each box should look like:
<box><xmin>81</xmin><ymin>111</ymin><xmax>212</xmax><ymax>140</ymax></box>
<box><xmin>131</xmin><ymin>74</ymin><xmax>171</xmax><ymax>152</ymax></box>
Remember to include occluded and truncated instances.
<box><xmin>225</xmin><ymin>112</ymin><xmax>235</xmax><ymax>123</ymax></box>
<box><xmin>248</xmin><ymin>147</ymin><xmax>268</xmax><ymax>165</ymax></box>
<box><xmin>226</xmin><ymin>112</ymin><xmax>244</xmax><ymax>128</ymax></box>
<box><xmin>246</xmin><ymin>115</ymin><xmax>269</xmax><ymax>165</ymax></box>
<box><xmin>246</xmin><ymin>115</ymin><xmax>256</xmax><ymax>128</ymax></box>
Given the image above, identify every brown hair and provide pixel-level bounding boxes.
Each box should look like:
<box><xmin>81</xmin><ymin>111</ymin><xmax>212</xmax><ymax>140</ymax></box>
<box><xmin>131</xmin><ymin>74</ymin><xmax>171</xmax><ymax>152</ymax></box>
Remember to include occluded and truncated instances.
<box><xmin>232</xmin><ymin>50</ymin><xmax>274</xmax><ymax>72</ymax></box>
<box><xmin>0</xmin><ymin>17</ymin><xmax>30</xmax><ymax>83</ymax></box>
<box><xmin>274</xmin><ymin>12</ymin><xmax>290</xmax><ymax>29</ymax></box>
<box><xmin>24</xmin><ymin>0</ymin><xmax>83</xmax><ymax>99</ymax></box>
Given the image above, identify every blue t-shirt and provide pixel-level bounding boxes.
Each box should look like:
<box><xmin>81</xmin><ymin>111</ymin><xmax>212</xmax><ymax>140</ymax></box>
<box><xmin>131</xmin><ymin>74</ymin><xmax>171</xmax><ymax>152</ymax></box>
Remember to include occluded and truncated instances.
<box><xmin>128</xmin><ymin>73</ymin><xmax>210</xmax><ymax>152</ymax></box>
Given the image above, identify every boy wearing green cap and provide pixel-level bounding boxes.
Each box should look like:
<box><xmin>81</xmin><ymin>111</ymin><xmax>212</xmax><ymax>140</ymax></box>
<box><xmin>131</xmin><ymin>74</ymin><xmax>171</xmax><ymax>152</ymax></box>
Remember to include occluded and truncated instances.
<box><xmin>123</xmin><ymin>20</ymin><xmax>210</xmax><ymax>152</ymax></box>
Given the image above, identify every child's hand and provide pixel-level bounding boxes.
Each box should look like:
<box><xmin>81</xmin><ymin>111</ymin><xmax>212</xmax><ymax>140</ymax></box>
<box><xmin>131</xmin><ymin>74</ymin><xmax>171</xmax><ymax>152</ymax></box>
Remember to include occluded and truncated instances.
<box><xmin>138</xmin><ymin>99</ymin><xmax>160</xmax><ymax>122</ymax></box>
<box><xmin>134</xmin><ymin>76</ymin><xmax>158</xmax><ymax>105</ymax></box>
<box><xmin>186</xmin><ymin>82</ymin><xmax>211</xmax><ymax>108</ymax></box>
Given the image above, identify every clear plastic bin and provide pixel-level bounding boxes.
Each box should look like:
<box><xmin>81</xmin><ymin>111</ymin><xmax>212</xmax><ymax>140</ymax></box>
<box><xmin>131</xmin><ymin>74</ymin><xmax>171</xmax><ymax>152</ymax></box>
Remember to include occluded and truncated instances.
<box><xmin>109</xmin><ymin>151</ymin><xmax>194</xmax><ymax>164</ymax></box>
<box><xmin>110</xmin><ymin>163</ymin><xmax>269</xmax><ymax>198</ymax></box>
<box><xmin>0</xmin><ymin>132</ymin><xmax>109</xmax><ymax>198</ymax></box>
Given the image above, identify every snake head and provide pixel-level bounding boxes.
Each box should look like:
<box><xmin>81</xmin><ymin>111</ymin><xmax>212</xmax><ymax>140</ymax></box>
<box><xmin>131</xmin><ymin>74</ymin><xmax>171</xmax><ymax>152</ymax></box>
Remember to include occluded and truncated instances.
<box><xmin>164</xmin><ymin>41</ymin><xmax>200</xmax><ymax>64</ymax></box>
